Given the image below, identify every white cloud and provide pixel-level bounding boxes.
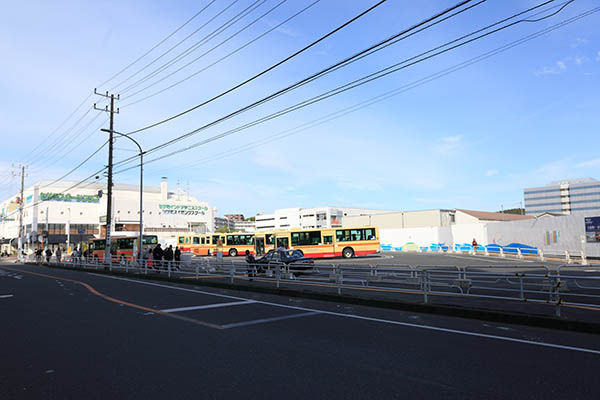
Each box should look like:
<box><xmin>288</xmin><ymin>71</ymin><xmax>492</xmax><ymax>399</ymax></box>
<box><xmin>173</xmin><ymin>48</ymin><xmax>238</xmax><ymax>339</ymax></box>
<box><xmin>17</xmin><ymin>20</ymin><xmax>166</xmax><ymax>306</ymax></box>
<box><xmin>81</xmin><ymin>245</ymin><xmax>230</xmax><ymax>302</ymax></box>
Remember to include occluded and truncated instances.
<box><xmin>486</xmin><ymin>169</ymin><xmax>498</xmax><ymax>177</ymax></box>
<box><xmin>570</xmin><ymin>37</ymin><xmax>589</xmax><ymax>48</ymax></box>
<box><xmin>433</xmin><ymin>135</ymin><xmax>463</xmax><ymax>155</ymax></box>
<box><xmin>576</xmin><ymin>158</ymin><xmax>600</xmax><ymax>168</ymax></box>
<box><xmin>556</xmin><ymin>60</ymin><xmax>567</xmax><ymax>70</ymax></box>
<box><xmin>596</xmin><ymin>51</ymin><xmax>600</xmax><ymax>62</ymax></box>
<box><xmin>574</xmin><ymin>56</ymin><xmax>586</xmax><ymax>65</ymax></box>
<box><xmin>534</xmin><ymin>66</ymin><xmax>559</xmax><ymax>76</ymax></box>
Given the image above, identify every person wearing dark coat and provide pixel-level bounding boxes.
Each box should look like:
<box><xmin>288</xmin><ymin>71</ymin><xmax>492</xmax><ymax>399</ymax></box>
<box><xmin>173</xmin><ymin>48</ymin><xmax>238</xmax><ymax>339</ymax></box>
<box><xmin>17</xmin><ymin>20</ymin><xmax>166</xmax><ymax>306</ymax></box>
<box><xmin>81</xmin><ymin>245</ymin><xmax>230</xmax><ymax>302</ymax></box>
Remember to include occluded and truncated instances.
<box><xmin>174</xmin><ymin>246</ymin><xmax>181</xmax><ymax>270</ymax></box>
<box><xmin>152</xmin><ymin>244</ymin><xmax>164</xmax><ymax>270</ymax></box>
<box><xmin>164</xmin><ymin>245</ymin><xmax>174</xmax><ymax>271</ymax></box>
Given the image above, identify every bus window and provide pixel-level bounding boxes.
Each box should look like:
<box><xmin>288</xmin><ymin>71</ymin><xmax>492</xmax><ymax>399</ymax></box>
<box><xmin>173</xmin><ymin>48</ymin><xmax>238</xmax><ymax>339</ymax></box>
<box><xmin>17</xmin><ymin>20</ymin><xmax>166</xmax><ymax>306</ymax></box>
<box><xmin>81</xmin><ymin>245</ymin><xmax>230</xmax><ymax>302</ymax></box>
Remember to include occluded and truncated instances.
<box><xmin>201</xmin><ymin>237</ymin><xmax>205</xmax><ymax>245</ymax></box>
<box><xmin>323</xmin><ymin>235</ymin><xmax>333</xmax><ymax>244</ymax></box>
<box><xmin>142</xmin><ymin>235</ymin><xmax>158</xmax><ymax>245</ymax></box>
<box><xmin>266</xmin><ymin>234</ymin><xmax>274</xmax><ymax>245</ymax></box>
<box><xmin>178</xmin><ymin>236</ymin><xmax>185</xmax><ymax>244</ymax></box>
<box><xmin>118</xmin><ymin>238</ymin><xmax>135</xmax><ymax>249</ymax></box>
<box><xmin>93</xmin><ymin>240</ymin><xmax>106</xmax><ymax>250</ymax></box>
<box><xmin>212</xmin><ymin>235</ymin><xmax>220</xmax><ymax>245</ymax></box>
<box><xmin>291</xmin><ymin>231</ymin><xmax>321</xmax><ymax>246</ymax></box>
<box><xmin>193</xmin><ymin>237</ymin><xmax>200</xmax><ymax>245</ymax></box>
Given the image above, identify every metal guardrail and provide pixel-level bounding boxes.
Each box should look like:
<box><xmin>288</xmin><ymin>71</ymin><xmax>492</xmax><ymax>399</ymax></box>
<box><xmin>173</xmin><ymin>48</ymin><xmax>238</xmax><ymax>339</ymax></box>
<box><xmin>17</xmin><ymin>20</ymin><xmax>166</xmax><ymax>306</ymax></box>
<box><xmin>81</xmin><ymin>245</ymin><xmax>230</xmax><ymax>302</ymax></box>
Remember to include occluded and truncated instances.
<box><xmin>412</xmin><ymin>244</ymin><xmax>596</xmax><ymax>265</ymax></box>
<box><xmin>22</xmin><ymin>254</ymin><xmax>600</xmax><ymax>318</ymax></box>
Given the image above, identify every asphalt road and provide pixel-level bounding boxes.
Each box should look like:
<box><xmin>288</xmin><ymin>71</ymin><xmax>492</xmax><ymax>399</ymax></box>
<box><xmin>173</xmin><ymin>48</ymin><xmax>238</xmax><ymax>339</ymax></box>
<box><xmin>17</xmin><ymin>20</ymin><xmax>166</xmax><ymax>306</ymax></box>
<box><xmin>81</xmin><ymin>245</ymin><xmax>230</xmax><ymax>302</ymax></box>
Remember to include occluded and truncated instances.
<box><xmin>2</xmin><ymin>262</ymin><xmax>599</xmax><ymax>399</ymax></box>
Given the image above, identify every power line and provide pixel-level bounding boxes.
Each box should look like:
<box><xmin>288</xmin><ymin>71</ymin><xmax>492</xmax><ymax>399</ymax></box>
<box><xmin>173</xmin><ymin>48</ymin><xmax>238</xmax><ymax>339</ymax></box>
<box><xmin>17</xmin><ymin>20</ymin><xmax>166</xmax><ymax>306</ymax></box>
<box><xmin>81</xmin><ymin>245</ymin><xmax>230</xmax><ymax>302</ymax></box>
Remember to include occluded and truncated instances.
<box><xmin>16</xmin><ymin>2</ymin><xmax>219</xmax><ymax>173</ymax></box>
<box><xmin>117</xmin><ymin>0</ymin><xmax>262</xmax><ymax>94</ymax></box>
<box><xmin>114</xmin><ymin>0</ymin><xmax>574</xmax><ymax>171</ymax></box>
<box><xmin>121</xmin><ymin>0</ymin><xmax>301</xmax><ymax>104</ymax></box>
<box><xmin>122</xmin><ymin>0</ymin><xmax>391</xmax><ymax>135</ymax></box>
<box><xmin>142</xmin><ymin>5</ymin><xmax>595</xmax><ymax>176</ymax></box>
<box><xmin>38</xmin><ymin>140</ymin><xmax>109</xmax><ymax>189</ymax></box>
<box><xmin>98</xmin><ymin>0</ymin><xmax>218</xmax><ymax>89</ymax></box>
<box><xmin>121</xmin><ymin>0</ymin><xmax>321</xmax><ymax>109</ymax></box>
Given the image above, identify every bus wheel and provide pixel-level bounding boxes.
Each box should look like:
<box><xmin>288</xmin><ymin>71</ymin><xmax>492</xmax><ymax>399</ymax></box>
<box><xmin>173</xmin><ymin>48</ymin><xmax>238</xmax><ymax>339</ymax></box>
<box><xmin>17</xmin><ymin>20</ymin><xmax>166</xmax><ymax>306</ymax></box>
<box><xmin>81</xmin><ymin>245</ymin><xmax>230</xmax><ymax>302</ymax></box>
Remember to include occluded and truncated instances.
<box><xmin>342</xmin><ymin>247</ymin><xmax>354</xmax><ymax>259</ymax></box>
<box><xmin>229</xmin><ymin>248</ymin><xmax>238</xmax><ymax>257</ymax></box>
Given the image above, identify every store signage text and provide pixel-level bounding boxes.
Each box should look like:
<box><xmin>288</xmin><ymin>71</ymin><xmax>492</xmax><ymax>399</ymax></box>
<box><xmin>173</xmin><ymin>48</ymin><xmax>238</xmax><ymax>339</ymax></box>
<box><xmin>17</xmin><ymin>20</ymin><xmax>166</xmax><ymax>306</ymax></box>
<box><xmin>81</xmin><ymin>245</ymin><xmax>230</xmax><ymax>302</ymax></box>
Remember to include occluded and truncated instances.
<box><xmin>159</xmin><ymin>204</ymin><xmax>207</xmax><ymax>216</ymax></box>
<box><xmin>40</xmin><ymin>192</ymin><xmax>99</xmax><ymax>203</ymax></box>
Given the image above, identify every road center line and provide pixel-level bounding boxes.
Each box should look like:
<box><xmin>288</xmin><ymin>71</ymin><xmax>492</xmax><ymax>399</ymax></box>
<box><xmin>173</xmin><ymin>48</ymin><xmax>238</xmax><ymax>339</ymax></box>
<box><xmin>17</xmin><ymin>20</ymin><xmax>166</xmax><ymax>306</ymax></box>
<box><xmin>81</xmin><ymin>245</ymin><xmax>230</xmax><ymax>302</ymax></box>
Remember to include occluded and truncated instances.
<box><xmin>0</xmin><ymin>294</ymin><xmax>14</xmax><ymax>298</ymax></box>
<box><xmin>161</xmin><ymin>300</ymin><xmax>256</xmax><ymax>313</ymax></box>
<box><xmin>221</xmin><ymin>312</ymin><xmax>321</xmax><ymax>329</ymax></box>
<box><xmin>89</xmin><ymin>273</ymin><xmax>600</xmax><ymax>355</ymax></box>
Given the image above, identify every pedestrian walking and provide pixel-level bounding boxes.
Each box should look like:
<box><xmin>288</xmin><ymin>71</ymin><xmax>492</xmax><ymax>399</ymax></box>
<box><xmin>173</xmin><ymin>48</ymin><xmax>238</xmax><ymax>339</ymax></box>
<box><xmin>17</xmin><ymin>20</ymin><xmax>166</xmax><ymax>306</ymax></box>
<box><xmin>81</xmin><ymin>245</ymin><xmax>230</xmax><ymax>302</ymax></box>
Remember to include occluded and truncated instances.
<box><xmin>174</xmin><ymin>246</ymin><xmax>181</xmax><ymax>270</ymax></box>
<box><xmin>35</xmin><ymin>248</ymin><xmax>42</xmax><ymax>264</ymax></box>
<box><xmin>45</xmin><ymin>248</ymin><xmax>52</xmax><ymax>264</ymax></box>
<box><xmin>152</xmin><ymin>244</ymin><xmax>164</xmax><ymax>271</ymax></box>
<box><xmin>245</xmin><ymin>250</ymin><xmax>257</xmax><ymax>280</ymax></box>
<box><xmin>472</xmin><ymin>238</ymin><xmax>478</xmax><ymax>252</ymax></box>
<box><xmin>55</xmin><ymin>247</ymin><xmax>62</xmax><ymax>263</ymax></box>
<box><xmin>164</xmin><ymin>245</ymin><xmax>174</xmax><ymax>271</ymax></box>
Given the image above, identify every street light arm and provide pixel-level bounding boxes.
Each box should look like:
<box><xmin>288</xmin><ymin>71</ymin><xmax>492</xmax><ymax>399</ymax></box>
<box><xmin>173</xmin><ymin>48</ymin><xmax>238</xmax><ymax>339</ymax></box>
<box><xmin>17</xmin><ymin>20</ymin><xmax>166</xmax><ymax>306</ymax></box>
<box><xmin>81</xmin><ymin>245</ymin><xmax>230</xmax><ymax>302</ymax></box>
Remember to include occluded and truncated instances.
<box><xmin>101</xmin><ymin>128</ymin><xmax>143</xmax><ymax>155</ymax></box>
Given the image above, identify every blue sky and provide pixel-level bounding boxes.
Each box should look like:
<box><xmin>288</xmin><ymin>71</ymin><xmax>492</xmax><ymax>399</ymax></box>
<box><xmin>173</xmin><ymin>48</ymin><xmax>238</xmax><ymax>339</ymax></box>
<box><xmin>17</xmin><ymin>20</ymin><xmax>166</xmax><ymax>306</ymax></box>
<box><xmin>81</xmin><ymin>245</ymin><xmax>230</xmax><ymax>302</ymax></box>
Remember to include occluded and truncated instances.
<box><xmin>0</xmin><ymin>0</ymin><xmax>598</xmax><ymax>216</ymax></box>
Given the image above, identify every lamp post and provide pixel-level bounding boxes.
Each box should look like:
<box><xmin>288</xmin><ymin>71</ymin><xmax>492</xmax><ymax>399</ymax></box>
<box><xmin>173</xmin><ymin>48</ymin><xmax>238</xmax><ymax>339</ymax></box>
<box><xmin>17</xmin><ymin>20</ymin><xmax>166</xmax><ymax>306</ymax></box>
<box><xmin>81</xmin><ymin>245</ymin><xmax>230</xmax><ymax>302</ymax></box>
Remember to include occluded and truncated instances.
<box><xmin>101</xmin><ymin>128</ymin><xmax>144</xmax><ymax>264</ymax></box>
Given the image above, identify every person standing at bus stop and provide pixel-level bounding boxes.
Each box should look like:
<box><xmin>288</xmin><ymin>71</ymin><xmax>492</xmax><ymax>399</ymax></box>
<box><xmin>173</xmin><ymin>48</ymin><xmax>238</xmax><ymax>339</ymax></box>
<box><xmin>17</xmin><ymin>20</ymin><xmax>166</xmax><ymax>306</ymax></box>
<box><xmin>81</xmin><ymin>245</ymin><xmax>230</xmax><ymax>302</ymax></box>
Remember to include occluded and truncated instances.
<box><xmin>174</xmin><ymin>246</ymin><xmax>181</xmax><ymax>270</ymax></box>
<box><xmin>152</xmin><ymin>244</ymin><xmax>164</xmax><ymax>271</ymax></box>
<box><xmin>164</xmin><ymin>245</ymin><xmax>174</xmax><ymax>271</ymax></box>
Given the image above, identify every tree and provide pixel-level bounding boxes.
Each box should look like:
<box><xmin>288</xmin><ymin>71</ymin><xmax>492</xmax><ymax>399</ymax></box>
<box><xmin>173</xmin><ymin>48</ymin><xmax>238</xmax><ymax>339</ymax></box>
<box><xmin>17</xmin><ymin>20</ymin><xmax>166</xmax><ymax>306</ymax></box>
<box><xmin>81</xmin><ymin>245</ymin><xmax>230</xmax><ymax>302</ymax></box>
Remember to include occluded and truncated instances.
<box><xmin>245</xmin><ymin>216</ymin><xmax>256</xmax><ymax>221</ymax></box>
<box><xmin>216</xmin><ymin>226</ymin><xmax>230</xmax><ymax>233</ymax></box>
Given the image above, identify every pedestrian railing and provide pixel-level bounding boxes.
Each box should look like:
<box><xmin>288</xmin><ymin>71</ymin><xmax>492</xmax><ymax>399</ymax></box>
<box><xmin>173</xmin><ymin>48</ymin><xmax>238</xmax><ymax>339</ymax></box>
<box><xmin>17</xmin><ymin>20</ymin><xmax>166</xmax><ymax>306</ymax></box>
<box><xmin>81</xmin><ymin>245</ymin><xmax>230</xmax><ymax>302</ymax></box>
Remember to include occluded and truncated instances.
<box><xmin>22</xmin><ymin>254</ymin><xmax>600</xmax><ymax>318</ymax></box>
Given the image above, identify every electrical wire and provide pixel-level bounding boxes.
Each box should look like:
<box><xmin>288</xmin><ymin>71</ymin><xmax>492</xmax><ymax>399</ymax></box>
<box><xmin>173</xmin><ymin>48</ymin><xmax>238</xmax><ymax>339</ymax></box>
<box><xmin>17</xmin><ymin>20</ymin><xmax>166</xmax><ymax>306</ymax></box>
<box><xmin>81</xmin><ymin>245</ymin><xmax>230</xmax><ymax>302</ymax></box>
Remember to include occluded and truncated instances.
<box><xmin>140</xmin><ymin>5</ymin><xmax>595</xmax><ymax>176</ymax></box>
<box><xmin>114</xmin><ymin>0</ymin><xmax>575</xmax><ymax>171</ymax></box>
<box><xmin>122</xmin><ymin>0</ymin><xmax>391</xmax><ymax>135</ymax></box>
<box><xmin>121</xmin><ymin>0</ymin><xmax>321</xmax><ymax>108</ymax></box>
<box><xmin>117</xmin><ymin>0</ymin><xmax>263</xmax><ymax>94</ymax></box>
<box><xmin>98</xmin><ymin>0</ymin><xmax>218</xmax><ymax>89</ymax></box>
<box><xmin>122</xmin><ymin>0</ymin><xmax>297</xmax><ymax>103</ymax></box>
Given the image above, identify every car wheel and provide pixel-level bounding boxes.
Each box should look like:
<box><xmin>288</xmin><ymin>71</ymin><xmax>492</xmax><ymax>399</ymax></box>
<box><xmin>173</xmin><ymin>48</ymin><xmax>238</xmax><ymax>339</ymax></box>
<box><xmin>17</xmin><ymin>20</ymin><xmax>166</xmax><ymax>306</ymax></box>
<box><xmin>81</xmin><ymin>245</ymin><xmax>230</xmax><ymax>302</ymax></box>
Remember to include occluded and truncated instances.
<box><xmin>229</xmin><ymin>248</ymin><xmax>238</xmax><ymax>257</ymax></box>
<box><xmin>342</xmin><ymin>247</ymin><xmax>354</xmax><ymax>259</ymax></box>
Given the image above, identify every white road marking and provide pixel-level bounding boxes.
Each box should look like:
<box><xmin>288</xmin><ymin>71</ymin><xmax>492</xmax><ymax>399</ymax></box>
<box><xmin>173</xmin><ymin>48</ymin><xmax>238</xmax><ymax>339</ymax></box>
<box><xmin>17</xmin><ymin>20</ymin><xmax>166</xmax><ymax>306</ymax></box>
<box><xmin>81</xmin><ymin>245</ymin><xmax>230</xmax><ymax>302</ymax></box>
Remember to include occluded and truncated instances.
<box><xmin>89</xmin><ymin>273</ymin><xmax>600</xmax><ymax>355</ymax></box>
<box><xmin>161</xmin><ymin>300</ymin><xmax>256</xmax><ymax>313</ymax></box>
<box><xmin>0</xmin><ymin>294</ymin><xmax>14</xmax><ymax>299</ymax></box>
<box><xmin>221</xmin><ymin>312</ymin><xmax>321</xmax><ymax>329</ymax></box>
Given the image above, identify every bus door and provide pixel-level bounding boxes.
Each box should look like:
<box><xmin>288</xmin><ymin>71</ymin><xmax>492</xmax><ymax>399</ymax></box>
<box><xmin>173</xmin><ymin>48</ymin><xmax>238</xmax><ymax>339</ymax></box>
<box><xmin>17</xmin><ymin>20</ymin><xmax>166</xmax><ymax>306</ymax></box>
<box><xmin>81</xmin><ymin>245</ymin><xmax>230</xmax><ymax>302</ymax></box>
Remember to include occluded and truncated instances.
<box><xmin>255</xmin><ymin>236</ymin><xmax>265</xmax><ymax>256</ymax></box>
<box><xmin>321</xmin><ymin>233</ymin><xmax>335</xmax><ymax>257</ymax></box>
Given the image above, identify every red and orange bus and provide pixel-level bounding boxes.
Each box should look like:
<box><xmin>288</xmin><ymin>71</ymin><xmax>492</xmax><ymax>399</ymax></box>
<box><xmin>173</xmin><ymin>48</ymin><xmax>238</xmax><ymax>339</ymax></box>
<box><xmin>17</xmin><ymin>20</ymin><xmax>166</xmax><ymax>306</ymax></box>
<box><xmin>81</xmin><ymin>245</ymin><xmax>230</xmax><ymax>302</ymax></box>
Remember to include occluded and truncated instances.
<box><xmin>255</xmin><ymin>226</ymin><xmax>379</xmax><ymax>258</ymax></box>
<box><xmin>177</xmin><ymin>232</ymin><xmax>255</xmax><ymax>257</ymax></box>
<box><xmin>89</xmin><ymin>234</ymin><xmax>158</xmax><ymax>263</ymax></box>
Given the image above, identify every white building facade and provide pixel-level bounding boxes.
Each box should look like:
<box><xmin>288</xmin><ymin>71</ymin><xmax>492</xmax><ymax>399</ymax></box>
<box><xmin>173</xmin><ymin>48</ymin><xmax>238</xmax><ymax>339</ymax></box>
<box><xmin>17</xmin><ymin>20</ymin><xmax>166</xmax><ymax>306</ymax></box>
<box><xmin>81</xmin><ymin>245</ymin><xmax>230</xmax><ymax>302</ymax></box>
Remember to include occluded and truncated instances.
<box><xmin>0</xmin><ymin>179</ymin><xmax>215</xmax><ymax>253</ymax></box>
<box><xmin>524</xmin><ymin>178</ymin><xmax>600</xmax><ymax>215</ymax></box>
<box><xmin>255</xmin><ymin>206</ymin><xmax>391</xmax><ymax>231</ymax></box>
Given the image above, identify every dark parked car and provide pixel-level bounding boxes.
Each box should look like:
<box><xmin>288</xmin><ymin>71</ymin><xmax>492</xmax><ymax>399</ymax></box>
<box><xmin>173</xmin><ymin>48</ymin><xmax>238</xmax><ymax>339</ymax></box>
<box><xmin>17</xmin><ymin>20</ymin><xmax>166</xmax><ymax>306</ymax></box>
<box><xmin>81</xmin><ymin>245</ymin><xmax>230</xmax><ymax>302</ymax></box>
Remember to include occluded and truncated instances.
<box><xmin>255</xmin><ymin>248</ymin><xmax>314</xmax><ymax>273</ymax></box>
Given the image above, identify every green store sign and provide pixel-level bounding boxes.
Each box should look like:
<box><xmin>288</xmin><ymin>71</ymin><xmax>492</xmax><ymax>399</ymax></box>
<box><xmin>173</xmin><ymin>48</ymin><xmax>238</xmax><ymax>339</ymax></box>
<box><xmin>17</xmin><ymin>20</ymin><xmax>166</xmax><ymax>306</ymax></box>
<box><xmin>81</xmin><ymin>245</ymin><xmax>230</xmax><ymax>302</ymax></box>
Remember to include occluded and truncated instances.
<box><xmin>40</xmin><ymin>192</ymin><xmax>99</xmax><ymax>203</ymax></box>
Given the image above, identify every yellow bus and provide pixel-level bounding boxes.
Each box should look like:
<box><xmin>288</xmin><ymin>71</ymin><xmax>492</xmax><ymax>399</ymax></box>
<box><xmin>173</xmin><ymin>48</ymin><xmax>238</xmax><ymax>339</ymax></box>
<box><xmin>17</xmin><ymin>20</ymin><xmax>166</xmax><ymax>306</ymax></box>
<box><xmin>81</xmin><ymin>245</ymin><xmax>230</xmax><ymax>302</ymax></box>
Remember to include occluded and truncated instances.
<box><xmin>254</xmin><ymin>226</ymin><xmax>380</xmax><ymax>259</ymax></box>
<box><xmin>177</xmin><ymin>232</ymin><xmax>255</xmax><ymax>257</ymax></box>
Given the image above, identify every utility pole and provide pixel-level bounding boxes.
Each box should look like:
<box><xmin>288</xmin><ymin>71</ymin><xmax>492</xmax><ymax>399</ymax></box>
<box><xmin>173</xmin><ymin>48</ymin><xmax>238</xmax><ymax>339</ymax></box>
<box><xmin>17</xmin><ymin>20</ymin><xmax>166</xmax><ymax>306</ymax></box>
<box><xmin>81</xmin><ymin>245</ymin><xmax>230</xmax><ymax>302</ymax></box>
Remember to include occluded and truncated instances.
<box><xmin>12</xmin><ymin>165</ymin><xmax>27</xmax><ymax>262</ymax></box>
<box><xmin>94</xmin><ymin>89</ymin><xmax>119</xmax><ymax>264</ymax></box>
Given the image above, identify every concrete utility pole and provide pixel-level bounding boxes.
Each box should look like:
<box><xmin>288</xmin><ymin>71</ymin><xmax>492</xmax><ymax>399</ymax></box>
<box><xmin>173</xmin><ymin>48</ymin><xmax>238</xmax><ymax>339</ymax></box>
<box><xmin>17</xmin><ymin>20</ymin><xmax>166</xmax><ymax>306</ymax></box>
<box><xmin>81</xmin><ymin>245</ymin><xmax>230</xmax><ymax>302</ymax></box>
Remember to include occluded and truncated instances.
<box><xmin>13</xmin><ymin>165</ymin><xmax>27</xmax><ymax>262</ymax></box>
<box><xmin>94</xmin><ymin>90</ymin><xmax>119</xmax><ymax>264</ymax></box>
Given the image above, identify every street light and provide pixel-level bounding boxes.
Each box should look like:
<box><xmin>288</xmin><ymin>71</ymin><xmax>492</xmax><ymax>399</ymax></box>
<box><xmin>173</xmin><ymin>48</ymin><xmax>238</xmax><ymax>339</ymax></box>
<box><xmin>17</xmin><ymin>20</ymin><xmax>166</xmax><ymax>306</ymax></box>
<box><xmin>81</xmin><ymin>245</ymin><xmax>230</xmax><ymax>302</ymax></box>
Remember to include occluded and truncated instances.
<box><xmin>101</xmin><ymin>128</ymin><xmax>144</xmax><ymax>265</ymax></box>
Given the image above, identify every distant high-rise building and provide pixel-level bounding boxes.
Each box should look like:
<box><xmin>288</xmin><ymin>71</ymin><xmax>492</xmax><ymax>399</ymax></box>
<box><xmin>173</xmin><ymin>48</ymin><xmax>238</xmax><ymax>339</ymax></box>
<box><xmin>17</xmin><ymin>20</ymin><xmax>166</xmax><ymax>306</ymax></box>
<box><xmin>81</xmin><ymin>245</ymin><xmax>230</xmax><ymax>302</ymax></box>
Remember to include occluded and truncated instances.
<box><xmin>524</xmin><ymin>178</ymin><xmax>600</xmax><ymax>215</ymax></box>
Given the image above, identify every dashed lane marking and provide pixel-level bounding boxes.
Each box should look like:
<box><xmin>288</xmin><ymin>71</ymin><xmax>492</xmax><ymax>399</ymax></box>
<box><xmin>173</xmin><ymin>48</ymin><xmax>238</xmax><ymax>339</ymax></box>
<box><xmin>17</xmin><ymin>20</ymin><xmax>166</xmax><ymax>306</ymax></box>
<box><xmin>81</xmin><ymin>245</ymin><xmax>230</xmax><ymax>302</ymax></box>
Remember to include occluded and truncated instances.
<box><xmin>0</xmin><ymin>294</ymin><xmax>14</xmax><ymax>298</ymax></box>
